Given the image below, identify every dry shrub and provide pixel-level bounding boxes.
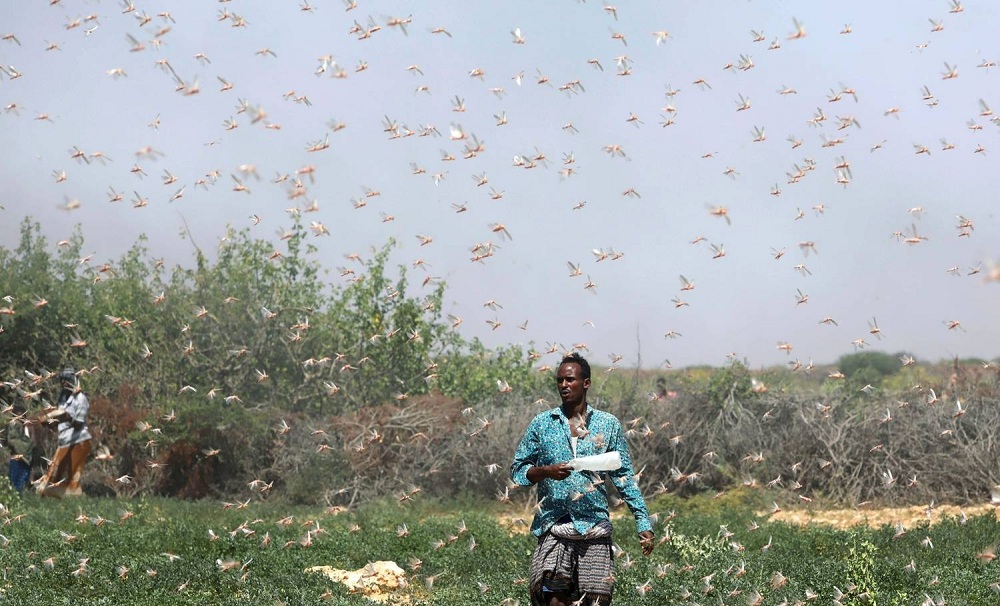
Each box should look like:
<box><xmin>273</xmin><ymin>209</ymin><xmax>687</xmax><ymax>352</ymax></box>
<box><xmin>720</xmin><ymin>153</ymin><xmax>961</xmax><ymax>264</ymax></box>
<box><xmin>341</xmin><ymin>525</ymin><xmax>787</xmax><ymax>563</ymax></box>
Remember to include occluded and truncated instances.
<box><xmin>43</xmin><ymin>363</ymin><xmax>1000</xmax><ymax>509</ymax></box>
<box><xmin>267</xmin><ymin>368</ymin><xmax>1000</xmax><ymax>509</ymax></box>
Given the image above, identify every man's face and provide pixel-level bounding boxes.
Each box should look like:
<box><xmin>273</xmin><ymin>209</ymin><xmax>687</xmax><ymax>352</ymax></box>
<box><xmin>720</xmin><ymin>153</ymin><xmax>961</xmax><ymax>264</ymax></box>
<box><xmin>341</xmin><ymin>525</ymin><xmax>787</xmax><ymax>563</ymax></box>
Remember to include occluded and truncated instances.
<box><xmin>556</xmin><ymin>363</ymin><xmax>590</xmax><ymax>406</ymax></box>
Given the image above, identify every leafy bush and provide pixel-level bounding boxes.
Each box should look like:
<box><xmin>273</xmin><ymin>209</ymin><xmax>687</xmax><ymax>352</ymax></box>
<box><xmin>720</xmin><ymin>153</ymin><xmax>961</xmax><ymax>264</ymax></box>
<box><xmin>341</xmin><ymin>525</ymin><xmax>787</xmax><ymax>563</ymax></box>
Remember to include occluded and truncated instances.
<box><xmin>838</xmin><ymin>351</ymin><xmax>903</xmax><ymax>394</ymax></box>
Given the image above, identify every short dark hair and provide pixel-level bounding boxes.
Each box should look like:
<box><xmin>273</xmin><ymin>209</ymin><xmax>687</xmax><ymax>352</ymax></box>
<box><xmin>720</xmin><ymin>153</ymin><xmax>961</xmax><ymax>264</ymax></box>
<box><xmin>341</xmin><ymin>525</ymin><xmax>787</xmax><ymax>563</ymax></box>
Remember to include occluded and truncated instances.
<box><xmin>59</xmin><ymin>368</ymin><xmax>78</xmax><ymax>389</ymax></box>
<box><xmin>560</xmin><ymin>352</ymin><xmax>591</xmax><ymax>380</ymax></box>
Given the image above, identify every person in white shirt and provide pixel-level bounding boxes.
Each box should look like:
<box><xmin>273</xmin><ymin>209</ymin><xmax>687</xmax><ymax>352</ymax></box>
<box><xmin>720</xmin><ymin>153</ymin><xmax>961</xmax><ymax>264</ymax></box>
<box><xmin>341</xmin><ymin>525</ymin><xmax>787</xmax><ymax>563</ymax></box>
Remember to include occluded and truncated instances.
<box><xmin>36</xmin><ymin>368</ymin><xmax>92</xmax><ymax>497</ymax></box>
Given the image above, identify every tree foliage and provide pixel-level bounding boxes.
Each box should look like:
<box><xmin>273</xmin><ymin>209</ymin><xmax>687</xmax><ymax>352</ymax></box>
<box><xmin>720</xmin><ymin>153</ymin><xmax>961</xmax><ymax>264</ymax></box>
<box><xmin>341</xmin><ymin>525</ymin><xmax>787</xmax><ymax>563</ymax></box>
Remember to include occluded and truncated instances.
<box><xmin>837</xmin><ymin>351</ymin><xmax>902</xmax><ymax>393</ymax></box>
<box><xmin>0</xmin><ymin>218</ymin><xmax>540</xmax><ymax>499</ymax></box>
<box><xmin>3</xmin><ymin>218</ymin><xmax>999</xmax><ymax>509</ymax></box>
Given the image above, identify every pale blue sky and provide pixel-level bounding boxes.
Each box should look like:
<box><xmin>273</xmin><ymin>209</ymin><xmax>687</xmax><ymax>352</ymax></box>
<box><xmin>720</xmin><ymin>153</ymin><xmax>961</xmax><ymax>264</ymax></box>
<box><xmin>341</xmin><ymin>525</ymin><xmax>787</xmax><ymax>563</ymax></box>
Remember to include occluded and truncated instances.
<box><xmin>1</xmin><ymin>0</ymin><xmax>997</xmax><ymax>369</ymax></box>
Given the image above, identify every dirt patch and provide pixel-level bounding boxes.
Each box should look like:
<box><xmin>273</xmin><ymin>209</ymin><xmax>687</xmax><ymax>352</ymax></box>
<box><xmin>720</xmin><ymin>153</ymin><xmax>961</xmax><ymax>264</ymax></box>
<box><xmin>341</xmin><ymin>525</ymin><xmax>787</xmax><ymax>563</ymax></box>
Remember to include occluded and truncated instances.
<box><xmin>496</xmin><ymin>505</ymin><xmax>1000</xmax><ymax>533</ymax></box>
<box><xmin>767</xmin><ymin>504</ymin><xmax>1000</xmax><ymax>529</ymax></box>
<box><xmin>496</xmin><ymin>514</ymin><xmax>533</xmax><ymax>535</ymax></box>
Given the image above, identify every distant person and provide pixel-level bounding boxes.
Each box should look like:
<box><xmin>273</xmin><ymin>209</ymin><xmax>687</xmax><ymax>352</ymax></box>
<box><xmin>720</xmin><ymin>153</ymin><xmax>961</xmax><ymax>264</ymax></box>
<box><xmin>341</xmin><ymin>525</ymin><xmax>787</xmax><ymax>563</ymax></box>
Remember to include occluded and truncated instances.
<box><xmin>36</xmin><ymin>368</ymin><xmax>92</xmax><ymax>498</ymax></box>
<box><xmin>655</xmin><ymin>376</ymin><xmax>667</xmax><ymax>400</ymax></box>
<box><xmin>3</xmin><ymin>403</ymin><xmax>35</xmax><ymax>491</ymax></box>
<box><xmin>511</xmin><ymin>352</ymin><xmax>654</xmax><ymax>606</ymax></box>
<box><xmin>654</xmin><ymin>376</ymin><xmax>677</xmax><ymax>400</ymax></box>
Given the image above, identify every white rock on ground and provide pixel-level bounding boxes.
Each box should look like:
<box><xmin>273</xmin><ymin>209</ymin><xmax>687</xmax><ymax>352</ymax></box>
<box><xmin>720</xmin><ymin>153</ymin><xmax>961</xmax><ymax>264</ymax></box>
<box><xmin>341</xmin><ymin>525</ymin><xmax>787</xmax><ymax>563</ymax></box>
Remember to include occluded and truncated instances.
<box><xmin>307</xmin><ymin>560</ymin><xmax>408</xmax><ymax>603</ymax></box>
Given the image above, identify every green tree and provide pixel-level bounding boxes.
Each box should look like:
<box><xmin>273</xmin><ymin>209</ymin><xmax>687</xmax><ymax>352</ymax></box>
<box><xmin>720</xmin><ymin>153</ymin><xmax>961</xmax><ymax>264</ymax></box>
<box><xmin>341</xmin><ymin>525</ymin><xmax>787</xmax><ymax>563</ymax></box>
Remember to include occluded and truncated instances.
<box><xmin>837</xmin><ymin>351</ymin><xmax>902</xmax><ymax>394</ymax></box>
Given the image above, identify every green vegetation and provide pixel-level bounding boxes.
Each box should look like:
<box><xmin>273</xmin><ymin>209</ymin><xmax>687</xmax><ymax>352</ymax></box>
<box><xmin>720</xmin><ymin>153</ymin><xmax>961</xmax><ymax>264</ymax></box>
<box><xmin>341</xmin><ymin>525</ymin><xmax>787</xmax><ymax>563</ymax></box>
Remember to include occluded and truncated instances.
<box><xmin>0</xmin><ymin>217</ymin><xmax>542</xmax><ymax>414</ymax></box>
<box><xmin>1</xmin><ymin>493</ymin><xmax>998</xmax><ymax>605</ymax></box>
<box><xmin>3</xmin><ymin>218</ymin><xmax>1000</xmax><ymax>512</ymax></box>
<box><xmin>837</xmin><ymin>351</ymin><xmax>903</xmax><ymax>395</ymax></box>
<box><xmin>0</xmin><ymin>218</ymin><xmax>544</xmax><ymax>502</ymax></box>
<box><xmin>4</xmin><ymin>219</ymin><xmax>1000</xmax><ymax>604</ymax></box>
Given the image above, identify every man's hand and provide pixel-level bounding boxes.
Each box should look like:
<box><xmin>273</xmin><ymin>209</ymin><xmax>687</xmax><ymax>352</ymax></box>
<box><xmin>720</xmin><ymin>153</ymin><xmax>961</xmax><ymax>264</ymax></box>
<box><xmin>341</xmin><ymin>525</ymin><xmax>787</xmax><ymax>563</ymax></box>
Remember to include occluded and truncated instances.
<box><xmin>44</xmin><ymin>409</ymin><xmax>68</xmax><ymax>425</ymax></box>
<box><xmin>638</xmin><ymin>531</ymin><xmax>655</xmax><ymax>556</ymax></box>
<box><xmin>527</xmin><ymin>463</ymin><xmax>573</xmax><ymax>483</ymax></box>
<box><xmin>547</xmin><ymin>463</ymin><xmax>573</xmax><ymax>480</ymax></box>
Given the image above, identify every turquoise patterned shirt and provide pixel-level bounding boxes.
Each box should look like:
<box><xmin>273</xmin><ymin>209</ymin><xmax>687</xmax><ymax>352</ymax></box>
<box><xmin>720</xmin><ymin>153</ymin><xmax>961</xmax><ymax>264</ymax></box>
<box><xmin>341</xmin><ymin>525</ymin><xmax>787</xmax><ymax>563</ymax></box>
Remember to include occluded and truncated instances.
<box><xmin>510</xmin><ymin>405</ymin><xmax>653</xmax><ymax>537</ymax></box>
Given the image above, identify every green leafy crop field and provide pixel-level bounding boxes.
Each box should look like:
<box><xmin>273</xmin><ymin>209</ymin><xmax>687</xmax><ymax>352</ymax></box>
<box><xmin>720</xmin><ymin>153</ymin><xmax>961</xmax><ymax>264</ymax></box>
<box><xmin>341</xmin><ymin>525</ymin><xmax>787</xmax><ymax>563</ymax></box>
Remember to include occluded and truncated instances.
<box><xmin>2</xmin><ymin>490</ymin><xmax>998</xmax><ymax>605</ymax></box>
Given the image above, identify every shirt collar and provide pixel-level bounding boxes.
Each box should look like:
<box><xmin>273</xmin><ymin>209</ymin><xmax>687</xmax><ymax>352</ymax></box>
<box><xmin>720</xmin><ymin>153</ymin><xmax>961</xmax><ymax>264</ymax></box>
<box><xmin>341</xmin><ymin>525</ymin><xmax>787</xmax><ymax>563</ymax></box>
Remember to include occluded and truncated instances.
<box><xmin>549</xmin><ymin>406</ymin><xmax>593</xmax><ymax>422</ymax></box>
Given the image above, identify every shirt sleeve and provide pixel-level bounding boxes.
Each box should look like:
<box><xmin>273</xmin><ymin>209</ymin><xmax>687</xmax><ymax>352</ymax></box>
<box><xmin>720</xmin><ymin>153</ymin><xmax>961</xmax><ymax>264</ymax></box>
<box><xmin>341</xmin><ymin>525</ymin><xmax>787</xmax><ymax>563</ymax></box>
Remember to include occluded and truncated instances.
<box><xmin>510</xmin><ymin>417</ymin><xmax>540</xmax><ymax>487</ymax></box>
<box><xmin>606</xmin><ymin>418</ymin><xmax>653</xmax><ymax>534</ymax></box>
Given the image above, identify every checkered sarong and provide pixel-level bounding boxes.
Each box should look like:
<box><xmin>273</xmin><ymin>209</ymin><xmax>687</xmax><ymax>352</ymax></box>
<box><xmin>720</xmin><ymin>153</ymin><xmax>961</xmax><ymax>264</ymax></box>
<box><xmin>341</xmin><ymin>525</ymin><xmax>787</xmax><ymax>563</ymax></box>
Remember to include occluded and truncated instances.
<box><xmin>529</xmin><ymin>524</ymin><xmax>614</xmax><ymax>605</ymax></box>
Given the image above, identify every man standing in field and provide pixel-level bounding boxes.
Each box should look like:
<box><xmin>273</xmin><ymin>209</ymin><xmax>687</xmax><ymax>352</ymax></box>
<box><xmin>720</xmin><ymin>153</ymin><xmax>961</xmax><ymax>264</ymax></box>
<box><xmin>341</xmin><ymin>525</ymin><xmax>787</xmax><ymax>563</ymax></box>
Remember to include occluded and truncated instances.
<box><xmin>36</xmin><ymin>368</ymin><xmax>92</xmax><ymax>498</ymax></box>
<box><xmin>511</xmin><ymin>352</ymin><xmax>654</xmax><ymax>606</ymax></box>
